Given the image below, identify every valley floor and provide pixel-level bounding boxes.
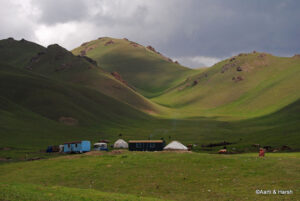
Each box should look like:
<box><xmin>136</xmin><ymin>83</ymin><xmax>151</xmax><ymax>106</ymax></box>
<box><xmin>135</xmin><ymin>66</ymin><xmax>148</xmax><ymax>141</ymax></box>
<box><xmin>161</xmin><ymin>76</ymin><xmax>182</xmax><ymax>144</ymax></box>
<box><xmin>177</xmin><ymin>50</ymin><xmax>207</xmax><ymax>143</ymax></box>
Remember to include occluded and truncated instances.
<box><xmin>0</xmin><ymin>151</ymin><xmax>299</xmax><ymax>201</ymax></box>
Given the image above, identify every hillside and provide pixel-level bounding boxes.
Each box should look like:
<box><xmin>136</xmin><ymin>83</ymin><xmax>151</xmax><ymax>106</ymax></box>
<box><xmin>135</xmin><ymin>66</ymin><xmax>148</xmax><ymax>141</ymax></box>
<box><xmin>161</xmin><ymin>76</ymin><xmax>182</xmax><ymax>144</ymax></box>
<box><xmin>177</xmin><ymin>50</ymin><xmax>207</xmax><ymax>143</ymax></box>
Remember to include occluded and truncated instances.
<box><xmin>153</xmin><ymin>52</ymin><xmax>300</xmax><ymax>118</ymax></box>
<box><xmin>72</xmin><ymin>37</ymin><xmax>197</xmax><ymax>97</ymax></box>
<box><xmin>0</xmin><ymin>38</ymin><xmax>299</xmax><ymax>157</ymax></box>
<box><xmin>1</xmin><ymin>152</ymin><xmax>299</xmax><ymax>201</ymax></box>
<box><xmin>0</xmin><ymin>38</ymin><xmax>160</xmax><ymax>113</ymax></box>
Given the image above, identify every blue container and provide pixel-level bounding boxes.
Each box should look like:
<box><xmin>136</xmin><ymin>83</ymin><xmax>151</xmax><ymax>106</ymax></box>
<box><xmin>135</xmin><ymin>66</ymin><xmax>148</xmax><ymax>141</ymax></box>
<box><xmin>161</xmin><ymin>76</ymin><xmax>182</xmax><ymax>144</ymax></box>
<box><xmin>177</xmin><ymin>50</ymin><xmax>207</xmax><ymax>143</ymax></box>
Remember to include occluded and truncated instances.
<box><xmin>63</xmin><ymin>141</ymin><xmax>91</xmax><ymax>153</ymax></box>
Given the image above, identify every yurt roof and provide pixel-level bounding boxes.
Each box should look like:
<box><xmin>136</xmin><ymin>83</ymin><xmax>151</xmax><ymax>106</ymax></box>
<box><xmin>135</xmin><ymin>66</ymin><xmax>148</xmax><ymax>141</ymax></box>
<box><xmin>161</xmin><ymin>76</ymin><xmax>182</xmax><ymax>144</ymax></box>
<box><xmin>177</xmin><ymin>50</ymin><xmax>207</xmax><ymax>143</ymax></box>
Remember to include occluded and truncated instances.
<box><xmin>164</xmin><ymin>141</ymin><xmax>188</xmax><ymax>150</ymax></box>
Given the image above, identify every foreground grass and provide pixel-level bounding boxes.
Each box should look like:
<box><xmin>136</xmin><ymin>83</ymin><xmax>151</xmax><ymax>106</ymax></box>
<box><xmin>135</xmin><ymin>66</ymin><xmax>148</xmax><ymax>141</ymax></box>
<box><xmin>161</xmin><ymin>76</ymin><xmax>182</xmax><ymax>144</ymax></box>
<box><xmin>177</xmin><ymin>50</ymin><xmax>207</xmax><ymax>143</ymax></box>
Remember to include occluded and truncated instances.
<box><xmin>0</xmin><ymin>183</ymin><xmax>167</xmax><ymax>201</ymax></box>
<box><xmin>0</xmin><ymin>152</ymin><xmax>299</xmax><ymax>201</ymax></box>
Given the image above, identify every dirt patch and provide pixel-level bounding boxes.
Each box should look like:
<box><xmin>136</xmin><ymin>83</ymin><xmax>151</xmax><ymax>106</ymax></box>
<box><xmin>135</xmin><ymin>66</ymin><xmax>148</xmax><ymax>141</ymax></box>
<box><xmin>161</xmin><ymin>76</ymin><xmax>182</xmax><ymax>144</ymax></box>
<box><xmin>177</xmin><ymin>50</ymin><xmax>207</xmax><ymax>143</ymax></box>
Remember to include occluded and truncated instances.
<box><xmin>257</xmin><ymin>53</ymin><xmax>267</xmax><ymax>58</ymax></box>
<box><xmin>0</xmin><ymin>157</ymin><xmax>12</xmax><ymax>161</ymax></box>
<box><xmin>80</xmin><ymin>44</ymin><xmax>98</xmax><ymax>56</ymax></box>
<box><xmin>80</xmin><ymin>50</ymin><xmax>86</xmax><ymax>56</ymax></box>
<box><xmin>229</xmin><ymin>57</ymin><xmax>236</xmax><ymax>62</ymax></box>
<box><xmin>0</xmin><ymin>147</ymin><xmax>12</xmax><ymax>151</ymax></box>
<box><xmin>192</xmin><ymin>80</ymin><xmax>198</xmax><ymax>86</ymax></box>
<box><xmin>143</xmin><ymin>109</ymin><xmax>156</xmax><ymax>115</ymax></box>
<box><xmin>55</xmin><ymin>63</ymin><xmax>72</xmax><ymax>72</ymax></box>
<box><xmin>238</xmin><ymin>53</ymin><xmax>247</xmax><ymax>57</ymax></box>
<box><xmin>234</xmin><ymin>76</ymin><xmax>244</xmax><ymax>82</ymax></box>
<box><xmin>130</xmin><ymin>42</ymin><xmax>140</xmax><ymax>48</ymax></box>
<box><xmin>111</xmin><ymin>72</ymin><xmax>135</xmax><ymax>90</ymax></box>
<box><xmin>85</xmin><ymin>150</ymin><xmax>125</xmax><ymax>156</ymax></box>
<box><xmin>202</xmin><ymin>141</ymin><xmax>234</xmax><ymax>148</ymax></box>
<box><xmin>162</xmin><ymin>150</ymin><xmax>192</xmax><ymax>153</ymax></box>
<box><xmin>146</xmin><ymin>45</ymin><xmax>156</xmax><ymax>52</ymax></box>
<box><xmin>58</xmin><ymin>117</ymin><xmax>78</xmax><ymax>126</ymax></box>
<box><xmin>236</xmin><ymin>66</ymin><xmax>243</xmax><ymax>71</ymax></box>
<box><xmin>281</xmin><ymin>145</ymin><xmax>292</xmax><ymax>151</ymax></box>
<box><xmin>80</xmin><ymin>42</ymin><xmax>89</xmax><ymax>47</ymax></box>
<box><xmin>293</xmin><ymin>54</ymin><xmax>300</xmax><ymax>58</ymax></box>
<box><xmin>221</xmin><ymin>62</ymin><xmax>236</xmax><ymax>73</ymax></box>
<box><xmin>26</xmin><ymin>157</ymin><xmax>43</xmax><ymax>161</ymax></box>
<box><xmin>85</xmin><ymin>151</ymin><xmax>105</xmax><ymax>156</ymax></box>
<box><xmin>105</xmin><ymin>40</ymin><xmax>114</xmax><ymax>46</ymax></box>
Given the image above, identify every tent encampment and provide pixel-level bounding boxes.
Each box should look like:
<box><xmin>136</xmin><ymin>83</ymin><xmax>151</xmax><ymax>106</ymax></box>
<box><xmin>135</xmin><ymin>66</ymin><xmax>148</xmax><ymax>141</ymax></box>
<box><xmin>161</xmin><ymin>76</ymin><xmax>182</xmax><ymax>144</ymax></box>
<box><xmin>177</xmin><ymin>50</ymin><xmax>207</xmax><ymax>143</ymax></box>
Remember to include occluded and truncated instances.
<box><xmin>113</xmin><ymin>139</ymin><xmax>128</xmax><ymax>149</ymax></box>
<box><xmin>163</xmin><ymin>141</ymin><xmax>188</xmax><ymax>151</ymax></box>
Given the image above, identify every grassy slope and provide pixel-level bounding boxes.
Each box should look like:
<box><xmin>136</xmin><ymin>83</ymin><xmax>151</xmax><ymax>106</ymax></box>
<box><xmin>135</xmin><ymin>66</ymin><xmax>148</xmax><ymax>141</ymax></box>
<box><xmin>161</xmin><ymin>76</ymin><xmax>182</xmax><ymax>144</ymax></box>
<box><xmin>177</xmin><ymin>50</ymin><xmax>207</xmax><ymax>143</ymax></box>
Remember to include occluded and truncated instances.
<box><xmin>0</xmin><ymin>152</ymin><xmax>299</xmax><ymax>201</ymax></box>
<box><xmin>1</xmin><ymin>94</ymin><xmax>299</xmax><ymax>160</ymax></box>
<box><xmin>72</xmin><ymin>37</ymin><xmax>197</xmax><ymax>97</ymax></box>
<box><xmin>0</xmin><ymin>63</ymin><xmax>158</xmax><ymax>160</ymax></box>
<box><xmin>0</xmin><ymin>38</ymin><xmax>159</xmax><ymax>113</ymax></box>
<box><xmin>0</xmin><ymin>183</ymin><xmax>167</xmax><ymax>201</ymax></box>
<box><xmin>153</xmin><ymin>52</ymin><xmax>300</xmax><ymax>118</ymax></box>
<box><xmin>0</xmin><ymin>38</ymin><xmax>299</xmax><ymax>155</ymax></box>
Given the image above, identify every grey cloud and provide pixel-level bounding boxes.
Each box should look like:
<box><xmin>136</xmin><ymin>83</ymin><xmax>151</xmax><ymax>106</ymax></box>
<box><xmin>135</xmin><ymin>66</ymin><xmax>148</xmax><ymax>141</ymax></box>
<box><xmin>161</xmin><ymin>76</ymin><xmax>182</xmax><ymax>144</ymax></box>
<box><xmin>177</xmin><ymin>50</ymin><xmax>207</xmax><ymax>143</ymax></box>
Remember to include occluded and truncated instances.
<box><xmin>158</xmin><ymin>0</ymin><xmax>300</xmax><ymax>58</ymax></box>
<box><xmin>33</xmin><ymin>0</ymin><xmax>88</xmax><ymax>25</ymax></box>
<box><xmin>0</xmin><ymin>0</ymin><xmax>300</xmax><ymax>67</ymax></box>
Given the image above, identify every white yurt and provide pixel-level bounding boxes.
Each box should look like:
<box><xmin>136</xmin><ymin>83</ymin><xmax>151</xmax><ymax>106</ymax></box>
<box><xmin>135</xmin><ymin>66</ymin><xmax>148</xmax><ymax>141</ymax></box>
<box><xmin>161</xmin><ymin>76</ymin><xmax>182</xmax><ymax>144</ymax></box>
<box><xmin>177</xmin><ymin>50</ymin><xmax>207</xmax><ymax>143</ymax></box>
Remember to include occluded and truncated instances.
<box><xmin>113</xmin><ymin>139</ymin><xmax>128</xmax><ymax>149</ymax></box>
<box><xmin>163</xmin><ymin>141</ymin><xmax>188</xmax><ymax>151</ymax></box>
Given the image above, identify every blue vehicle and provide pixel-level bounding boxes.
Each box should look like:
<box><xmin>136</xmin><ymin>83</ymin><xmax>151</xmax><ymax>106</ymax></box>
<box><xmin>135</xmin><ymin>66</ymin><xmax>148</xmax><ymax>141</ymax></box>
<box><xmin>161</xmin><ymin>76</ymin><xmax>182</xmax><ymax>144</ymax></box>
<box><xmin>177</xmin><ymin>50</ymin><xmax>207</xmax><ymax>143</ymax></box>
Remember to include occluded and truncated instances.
<box><xmin>63</xmin><ymin>140</ymin><xmax>91</xmax><ymax>153</ymax></box>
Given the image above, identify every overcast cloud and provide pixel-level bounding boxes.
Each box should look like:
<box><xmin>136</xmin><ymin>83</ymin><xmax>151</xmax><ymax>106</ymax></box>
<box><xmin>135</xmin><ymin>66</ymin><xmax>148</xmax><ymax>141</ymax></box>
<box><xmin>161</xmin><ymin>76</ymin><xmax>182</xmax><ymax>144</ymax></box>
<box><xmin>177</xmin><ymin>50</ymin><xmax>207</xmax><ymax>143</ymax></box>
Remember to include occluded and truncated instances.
<box><xmin>0</xmin><ymin>0</ymin><xmax>299</xmax><ymax>68</ymax></box>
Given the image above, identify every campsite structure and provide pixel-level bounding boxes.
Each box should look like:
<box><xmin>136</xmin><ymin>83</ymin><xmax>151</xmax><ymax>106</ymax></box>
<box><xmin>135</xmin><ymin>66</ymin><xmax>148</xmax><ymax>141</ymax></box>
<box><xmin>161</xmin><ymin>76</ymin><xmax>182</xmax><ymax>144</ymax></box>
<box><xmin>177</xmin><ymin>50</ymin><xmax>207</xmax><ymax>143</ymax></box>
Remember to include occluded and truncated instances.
<box><xmin>113</xmin><ymin>139</ymin><xmax>128</xmax><ymax>149</ymax></box>
<box><xmin>63</xmin><ymin>140</ymin><xmax>91</xmax><ymax>153</ymax></box>
<box><xmin>129</xmin><ymin>140</ymin><xmax>165</xmax><ymax>151</ymax></box>
<box><xmin>164</xmin><ymin>141</ymin><xmax>188</xmax><ymax>151</ymax></box>
<box><xmin>93</xmin><ymin>142</ymin><xmax>108</xmax><ymax>151</ymax></box>
<box><xmin>46</xmin><ymin>145</ymin><xmax>60</xmax><ymax>153</ymax></box>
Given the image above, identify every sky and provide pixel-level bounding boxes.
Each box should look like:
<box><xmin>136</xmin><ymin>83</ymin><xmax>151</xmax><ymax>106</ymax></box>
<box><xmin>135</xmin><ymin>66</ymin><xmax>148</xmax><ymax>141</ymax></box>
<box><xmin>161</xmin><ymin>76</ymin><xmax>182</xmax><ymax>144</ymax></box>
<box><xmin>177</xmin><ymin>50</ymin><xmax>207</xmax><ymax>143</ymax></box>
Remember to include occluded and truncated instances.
<box><xmin>1</xmin><ymin>0</ymin><xmax>299</xmax><ymax>68</ymax></box>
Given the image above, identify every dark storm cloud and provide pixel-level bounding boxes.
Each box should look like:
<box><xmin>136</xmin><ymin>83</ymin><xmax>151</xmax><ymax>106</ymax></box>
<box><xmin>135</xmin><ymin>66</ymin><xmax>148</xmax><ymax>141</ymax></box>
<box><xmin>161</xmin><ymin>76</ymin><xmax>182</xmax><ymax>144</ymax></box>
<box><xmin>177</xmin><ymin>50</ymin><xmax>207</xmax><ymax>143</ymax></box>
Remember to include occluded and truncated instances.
<box><xmin>156</xmin><ymin>0</ymin><xmax>300</xmax><ymax>58</ymax></box>
<box><xmin>0</xmin><ymin>0</ymin><xmax>299</xmax><ymax>67</ymax></box>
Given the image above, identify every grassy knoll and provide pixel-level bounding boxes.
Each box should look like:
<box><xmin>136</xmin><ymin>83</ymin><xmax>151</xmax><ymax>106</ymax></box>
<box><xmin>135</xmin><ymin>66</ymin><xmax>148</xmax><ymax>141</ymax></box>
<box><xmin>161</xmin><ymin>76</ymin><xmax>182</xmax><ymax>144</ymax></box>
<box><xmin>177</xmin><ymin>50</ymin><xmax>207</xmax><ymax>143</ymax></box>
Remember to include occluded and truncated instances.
<box><xmin>72</xmin><ymin>37</ymin><xmax>198</xmax><ymax>97</ymax></box>
<box><xmin>153</xmin><ymin>53</ymin><xmax>300</xmax><ymax>119</ymax></box>
<box><xmin>0</xmin><ymin>38</ymin><xmax>160</xmax><ymax>113</ymax></box>
<box><xmin>0</xmin><ymin>152</ymin><xmax>299</xmax><ymax>201</ymax></box>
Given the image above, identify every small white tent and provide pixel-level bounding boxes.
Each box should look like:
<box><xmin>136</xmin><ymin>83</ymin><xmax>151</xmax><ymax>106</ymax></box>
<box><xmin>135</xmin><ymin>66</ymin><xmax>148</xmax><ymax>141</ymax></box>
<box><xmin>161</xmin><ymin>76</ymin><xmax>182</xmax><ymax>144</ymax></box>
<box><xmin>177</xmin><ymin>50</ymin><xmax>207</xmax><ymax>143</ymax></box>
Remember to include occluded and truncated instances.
<box><xmin>113</xmin><ymin>139</ymin><xmax>128</xmax><ymax>149</ymax></box>
<box><xmin>164</xmin><ymin>141</ymin><xmax>188</xmax><ymax>151</ymax></box>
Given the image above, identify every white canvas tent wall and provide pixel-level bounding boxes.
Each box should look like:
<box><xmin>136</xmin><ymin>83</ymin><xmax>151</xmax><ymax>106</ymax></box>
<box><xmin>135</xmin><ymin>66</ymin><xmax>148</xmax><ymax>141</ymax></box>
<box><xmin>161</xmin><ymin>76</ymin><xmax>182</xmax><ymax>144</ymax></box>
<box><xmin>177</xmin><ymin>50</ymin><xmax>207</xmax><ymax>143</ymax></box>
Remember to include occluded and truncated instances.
<box><xmin>113</xmin><ymin>139</ymin><xmax>128</xmax><ymax>149</ymax></box>
<box><xmin>163</xmin><ymin>141</ymin><xmax>188</xmax><ymax>151</ymax></box>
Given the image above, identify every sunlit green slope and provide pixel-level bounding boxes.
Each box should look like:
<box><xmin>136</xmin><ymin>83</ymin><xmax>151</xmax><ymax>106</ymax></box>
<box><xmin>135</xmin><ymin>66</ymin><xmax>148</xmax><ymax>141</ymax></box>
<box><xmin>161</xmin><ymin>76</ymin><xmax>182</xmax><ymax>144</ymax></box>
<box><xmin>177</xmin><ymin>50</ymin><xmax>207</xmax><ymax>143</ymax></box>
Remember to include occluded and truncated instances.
<box><xmin>153</xmin><ymin>52</ymin><xmax>300</xmax><ymax>118</ymax></box>
<box><xmin>72</xmin><ymin>37</ymin><xmax>197</xmax><ymax>97</ymax></box>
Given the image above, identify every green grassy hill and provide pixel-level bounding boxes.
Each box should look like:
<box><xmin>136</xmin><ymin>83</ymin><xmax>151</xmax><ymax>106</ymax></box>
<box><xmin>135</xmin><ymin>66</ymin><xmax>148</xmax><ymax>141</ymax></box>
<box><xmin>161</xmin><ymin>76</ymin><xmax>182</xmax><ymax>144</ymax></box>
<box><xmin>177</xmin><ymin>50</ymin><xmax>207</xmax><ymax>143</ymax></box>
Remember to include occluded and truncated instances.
<box><xmin>0</xmin><ymin>38</ymin><xmax>299</xmax><ymax>158</ymax></box>
<box><xmin>153</xmin><ymin>52</ymin><xmax>300</xmax><ymax>119</ymax></box>
<box><xmin>0</xmin><ymin>38</ymin><xmax>160</xmax><ymax>113</ymax></box>
<box><xmin>0</xmin><ymin>152</ymin><xmax>299</xmax><ymax>201</ymax></box>
<box><xmin>72</xmin><ymin>37</ymin><xmax>197</xmax><ymax>97</ymax></box>
<box><xmin>0</xmin><ymin>62</ymin><xmax>159</xmax><ymax>160</ymax></box>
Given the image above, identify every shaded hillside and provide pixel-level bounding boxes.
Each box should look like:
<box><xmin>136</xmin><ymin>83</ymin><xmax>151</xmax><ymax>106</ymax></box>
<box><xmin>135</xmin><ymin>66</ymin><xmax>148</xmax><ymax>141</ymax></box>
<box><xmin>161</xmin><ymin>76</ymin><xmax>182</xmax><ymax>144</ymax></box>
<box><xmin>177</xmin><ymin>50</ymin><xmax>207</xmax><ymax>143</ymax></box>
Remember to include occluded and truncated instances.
<box><xmin>0</xmin><ymin>63</ymin><xmax>151</xmax><ymax>125</ymax></box>
<box><xmin>72</xmin><ymin>37</ymin><xmax>197</xmax><ymax>97</ymax></box>
<box><xmin>0</xmin><ymin>62</ymin><xmax>157</xmax><ymax>152</ymax></box>
<box><xmin>153</xmin><ymin>52</ymin><xmax>300</xmax><ymax>118</ymax></box>
<box><xmin>0</xmin><ymin>38</ymin><xmax>159</xmax><ymax>113</ymax></box>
